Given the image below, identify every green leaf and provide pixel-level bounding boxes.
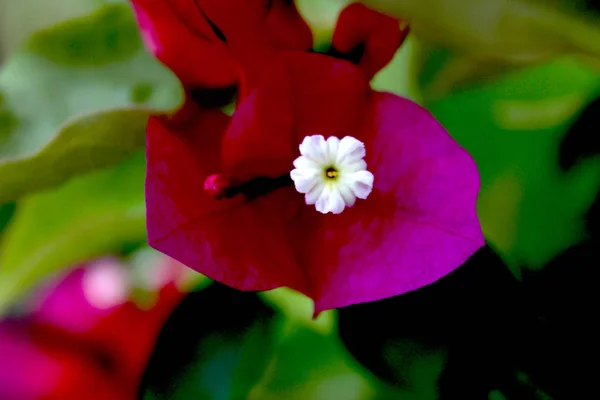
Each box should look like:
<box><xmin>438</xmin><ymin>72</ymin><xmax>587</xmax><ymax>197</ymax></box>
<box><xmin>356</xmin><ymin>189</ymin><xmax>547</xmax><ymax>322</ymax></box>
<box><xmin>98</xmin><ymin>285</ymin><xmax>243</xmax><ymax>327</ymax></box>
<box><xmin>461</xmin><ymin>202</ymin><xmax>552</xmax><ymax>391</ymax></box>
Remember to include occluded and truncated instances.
<box><xmin>412</xmin><ymin>42</ymin><xmax>519</xmax><ymax>101</ymax></box>
<box><xmin>0</xmin><ymin>149</ymin><xmax>146</xmax><ymax>314</ymax></box>
<box><xmin>371</xmin><ymin>36</ymin><xmax>423</xmax><ymax>103</ymax></box>
<box><xmin>259</xmin><ymin>287</ymin><xmax>336</xmax><ymax>334</ymax></box>
<box><xmin>358</xmin><ymin>0</ymin><xmax>600</xmax><ymax>64</ymax></box>
<box><xmin>253</xmin><ymin>321</ymin><xmax>409</xmax><ymax>400</ymax></box>
<box><xmin>254</xmin><ymin>326</ymin><xmax>371</xmax><ymax>399</ymax></box>
<box><xmin>0</xmin><ymin>2</ymin><xmax>183</xmax><ymax>203</ymax></box>
<box><xmin>424</xmin><ymin>57</ymin><xmax>600</xmax><ymax>270</ymax></box>
<box><xmin>296</xmin><ymin>0</ymin><xmax>351</xmax><ymax>50</ymax></box>
<box><xmin>26</xmin><ymin>2</ymin><xmax>140</xmax><ymax>66</ymax></box>
<box><xmin>0</xmin><ymin>0</ymin><xmax>98</xmax><ymax>59</ymax></box>
<box><xmin>257</xmin><ymin>288</ymin><xmax>406</xmax><ymax>399</ymax></box>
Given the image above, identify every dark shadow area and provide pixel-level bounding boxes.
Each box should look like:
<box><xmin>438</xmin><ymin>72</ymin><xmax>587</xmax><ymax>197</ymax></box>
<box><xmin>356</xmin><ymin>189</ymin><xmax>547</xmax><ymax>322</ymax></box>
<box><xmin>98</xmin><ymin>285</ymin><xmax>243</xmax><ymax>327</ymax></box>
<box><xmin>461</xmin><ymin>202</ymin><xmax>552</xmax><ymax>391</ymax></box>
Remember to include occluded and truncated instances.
<box><xmin>190</xmin><ymin>85</ymin><xmax>237</xmax><ymax>109</ymax></box>
<box><xmin>558</xmin><ymin>93</ymin><xmax>600</xmax><ymax>171</ymax></box>
<box><xmin>519</xmin><ymin>188</ymin><xmax>600</xmax><ymax>399</ymax></box>
<box><xmin>323</xmin><ymin>43</ymin><xmax>366</xmax><ymax>66</ymax></box>
<box><xmin>585</xmin><ymin>0</ymin><xmax>600</xmax><ymax>12</ymax></box>
<box><xmin>138</xmin><ymin>282</ymin><xmax>276</xmax><ymax>399</ymax></box>
<box><xmin>338</xmin><ymin>87</ymin><xmax>600</xmax><ymax>399</ymax></box>
<box><xmin>338</xmin><ymin>245</ymin><xmax>546</xmax><ymax>399</ymax></box>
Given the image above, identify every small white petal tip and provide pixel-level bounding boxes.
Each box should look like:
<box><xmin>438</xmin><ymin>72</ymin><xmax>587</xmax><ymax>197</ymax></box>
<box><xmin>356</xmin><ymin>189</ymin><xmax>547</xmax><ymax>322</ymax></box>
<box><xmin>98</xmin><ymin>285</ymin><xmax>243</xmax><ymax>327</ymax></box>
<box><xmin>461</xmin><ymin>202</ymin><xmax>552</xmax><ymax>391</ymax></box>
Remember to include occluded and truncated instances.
<box><xmin>290</xmin><ymin>135</ymin><xmax>374</xmax><ymax>214</ymax></box>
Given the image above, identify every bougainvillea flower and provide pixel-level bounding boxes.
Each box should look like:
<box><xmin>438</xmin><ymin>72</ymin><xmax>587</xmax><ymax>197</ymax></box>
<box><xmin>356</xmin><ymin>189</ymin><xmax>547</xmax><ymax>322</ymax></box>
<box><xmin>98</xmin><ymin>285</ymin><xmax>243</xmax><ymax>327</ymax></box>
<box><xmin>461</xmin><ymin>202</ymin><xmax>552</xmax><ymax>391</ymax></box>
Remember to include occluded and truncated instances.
<box><xmin>146</xmin><ymin>50</ymin><xmax>484</xmax><ymax>313</ymax></box>
<box><xmin>0</xmin><ymin>257</ymin><xmax>185</xmax><ymax>399</ymax></box>
<box><xmin>0</xmin><ymin>321</ymin><xmax>126</xmax><ymax>400</ymax></box>
<box><xmin>130</xmin><ymin>0</ymin><xmax>312</xmax><ymax>95</ymax></box>
<box><xmin>331</xmin><ymin>2</ymin><xmax>409</xmax><ymax>79</ymax></box>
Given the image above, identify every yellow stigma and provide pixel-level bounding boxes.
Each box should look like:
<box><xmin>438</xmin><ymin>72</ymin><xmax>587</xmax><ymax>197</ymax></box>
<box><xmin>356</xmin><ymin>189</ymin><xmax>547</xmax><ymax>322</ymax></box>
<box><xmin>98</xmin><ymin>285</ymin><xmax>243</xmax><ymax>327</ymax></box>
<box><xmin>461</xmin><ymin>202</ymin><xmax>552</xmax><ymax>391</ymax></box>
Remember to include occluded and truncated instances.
<box><xmin>325</xmin><ymin>167</ymin><xmax>338</xmax><ymax>179</ymax></box>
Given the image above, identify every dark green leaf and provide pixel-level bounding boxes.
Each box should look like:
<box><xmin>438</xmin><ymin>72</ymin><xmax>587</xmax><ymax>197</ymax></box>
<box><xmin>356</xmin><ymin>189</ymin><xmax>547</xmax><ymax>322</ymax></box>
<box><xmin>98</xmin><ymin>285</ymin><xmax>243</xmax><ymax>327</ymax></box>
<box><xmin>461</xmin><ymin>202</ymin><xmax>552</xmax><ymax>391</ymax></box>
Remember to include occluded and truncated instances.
<box><xmin>0</xmin><ymin>0</ymin><xmax>99</xmax><ymax>59</ymax></box>
<box><xmin>140</xmin><ymin>283</ymin><xmax>278</xmax><ymax>400</ymax></box>
<box><xmin>25</xmin><ymin>3</ymin><xmax>140</xmax><ymax>66</ymax></box>
<box><xmin>0</xmin><ymin>201</ymin><xmax>16</xmax><ymax>239</ymax></box>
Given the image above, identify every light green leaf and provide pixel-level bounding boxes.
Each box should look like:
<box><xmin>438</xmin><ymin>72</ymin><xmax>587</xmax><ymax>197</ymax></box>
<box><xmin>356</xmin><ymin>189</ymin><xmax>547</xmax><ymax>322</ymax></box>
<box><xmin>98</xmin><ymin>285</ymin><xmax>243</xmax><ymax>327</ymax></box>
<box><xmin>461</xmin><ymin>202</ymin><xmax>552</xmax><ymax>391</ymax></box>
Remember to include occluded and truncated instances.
<box><xmin>359</xmin><ymin>0</ymin><xmax>600</xmax><ymax>64</ymax></box>
<box><xmin>371</xmin><ymin>36</ymin><xmax>423</xmax><ymax>103</ymax></box>
<box><xmin>0</xmin><ymin>149</ymin><xmax>146</xmax><ymax>314</ymax></box>
<box><xmin>0</xmin><ymin>2</ymin><xmax>183</xmax><ymax>203</ymax></box>
<box><xmin>253</xmin><ymin>324</ymin><xmax>404</xmax><ymax>400</ymax></box>
<box><xmin>296</xmin><ymin>0</ymin><xmax>351</xmax><ymax>50</ymax></box>
<box><xmin>259</xmin><ymin>287</ymin><xmax>335</xmax><ymax>334</ymax></box>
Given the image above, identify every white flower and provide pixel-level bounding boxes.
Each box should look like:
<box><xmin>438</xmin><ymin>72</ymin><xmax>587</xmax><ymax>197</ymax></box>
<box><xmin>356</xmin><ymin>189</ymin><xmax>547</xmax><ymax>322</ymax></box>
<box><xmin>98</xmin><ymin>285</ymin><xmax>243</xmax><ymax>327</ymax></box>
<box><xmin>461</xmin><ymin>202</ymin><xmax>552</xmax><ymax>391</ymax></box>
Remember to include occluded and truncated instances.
<box><xmin>290</xmin><ymin>135</ymin><xmax>374</xmax><ymax>214</ymax></box>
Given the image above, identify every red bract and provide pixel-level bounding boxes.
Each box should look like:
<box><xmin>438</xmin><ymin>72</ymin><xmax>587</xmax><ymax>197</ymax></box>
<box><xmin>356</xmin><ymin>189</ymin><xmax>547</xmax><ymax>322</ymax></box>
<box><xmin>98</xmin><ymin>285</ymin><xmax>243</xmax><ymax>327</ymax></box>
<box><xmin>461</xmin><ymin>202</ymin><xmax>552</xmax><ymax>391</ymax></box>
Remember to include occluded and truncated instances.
<box><xmin>130</xmin><ymin>0</ymin><xmax>312</xmax><ymax>95</ymax></box>
<box><xmin>332</xmin><ymin>3</ymin><xmax>409</xmax><ymax>79</ymax></box>
<box><xmin>0</xmin><ymin>258</ymin><xmax>184</xmax><ymax>400</ymax></box>
<box><xmin>146</xmin><ymin>51</ymin><xmax>484</xmax><ymax>313</ymax></box>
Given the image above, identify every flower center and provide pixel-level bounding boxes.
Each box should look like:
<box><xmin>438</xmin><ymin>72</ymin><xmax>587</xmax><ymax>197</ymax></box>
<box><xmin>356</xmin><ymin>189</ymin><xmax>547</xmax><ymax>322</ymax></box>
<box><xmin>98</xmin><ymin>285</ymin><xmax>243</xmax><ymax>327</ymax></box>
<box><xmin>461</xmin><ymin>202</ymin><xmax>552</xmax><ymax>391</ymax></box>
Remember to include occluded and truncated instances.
<box><xmin>325</xmin><ymin>167</ymin><xmax>338</xmax><ymax>179</ymax></box>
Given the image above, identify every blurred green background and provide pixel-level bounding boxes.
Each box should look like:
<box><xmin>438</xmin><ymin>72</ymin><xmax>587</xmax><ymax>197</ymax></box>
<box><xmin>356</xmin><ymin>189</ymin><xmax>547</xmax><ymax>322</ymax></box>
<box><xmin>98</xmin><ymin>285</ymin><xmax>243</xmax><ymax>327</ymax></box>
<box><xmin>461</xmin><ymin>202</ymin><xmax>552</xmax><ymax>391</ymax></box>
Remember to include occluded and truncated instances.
<box><xmin>1</xmin><ymin>0</ymin><xmax>600</xmax><ymax>399</ymax></box>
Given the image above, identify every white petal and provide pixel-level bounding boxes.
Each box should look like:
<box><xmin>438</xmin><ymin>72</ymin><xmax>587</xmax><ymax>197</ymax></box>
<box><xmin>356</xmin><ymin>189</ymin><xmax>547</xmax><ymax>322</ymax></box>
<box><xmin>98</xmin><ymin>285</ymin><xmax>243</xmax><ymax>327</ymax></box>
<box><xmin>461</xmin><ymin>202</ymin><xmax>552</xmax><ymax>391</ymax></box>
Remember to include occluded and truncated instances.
<box><xmin>329</xmin><ymin>192</ymin><xmax>346</xmax><ymax>214</ymax></box>
<box><xmin>315</xmin><ymin>185</ymin><xmax>346</xmax><ymax>214</ymax></box>
<box><xmin>347</xmin><ymin>170</ymin><xmax>374</xmax><ymax>199</ymax></box>
<box><xmin>337</xmin><ymin>182</ymin><xmax>357</xmax><ymax>207</ymax></box>
<box><xmin>299</xmin><ymin>135</ymin><xmax>328</xmax><ymax>165</ymax></box>
<box><xmin>305</xmin><ymin>181</ymin><xmax>325</xmax><ymax>205</ymax></box>
<box><xmin>337</xmin><ymin>136</ymin><xmax>366</xmax><ymax>166</ymax></box>
<box><xmin>326</xmin><ymin>136</ymin><xmax>340</xmax><ymax>165</ymax></box>
<box><xmin>290</xmin><ymin>168</ymin><xmax>320</xmax><ymax>193</ymax></box>
<box><xmin>342</xmin><ymin>159</ymin><xmax>367</xmax><ymax>173</ymax></box>
<box><xmin>293</xmin><ymin>155</ymin><xmax>320</xmax><ymax>170</ymax></box>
